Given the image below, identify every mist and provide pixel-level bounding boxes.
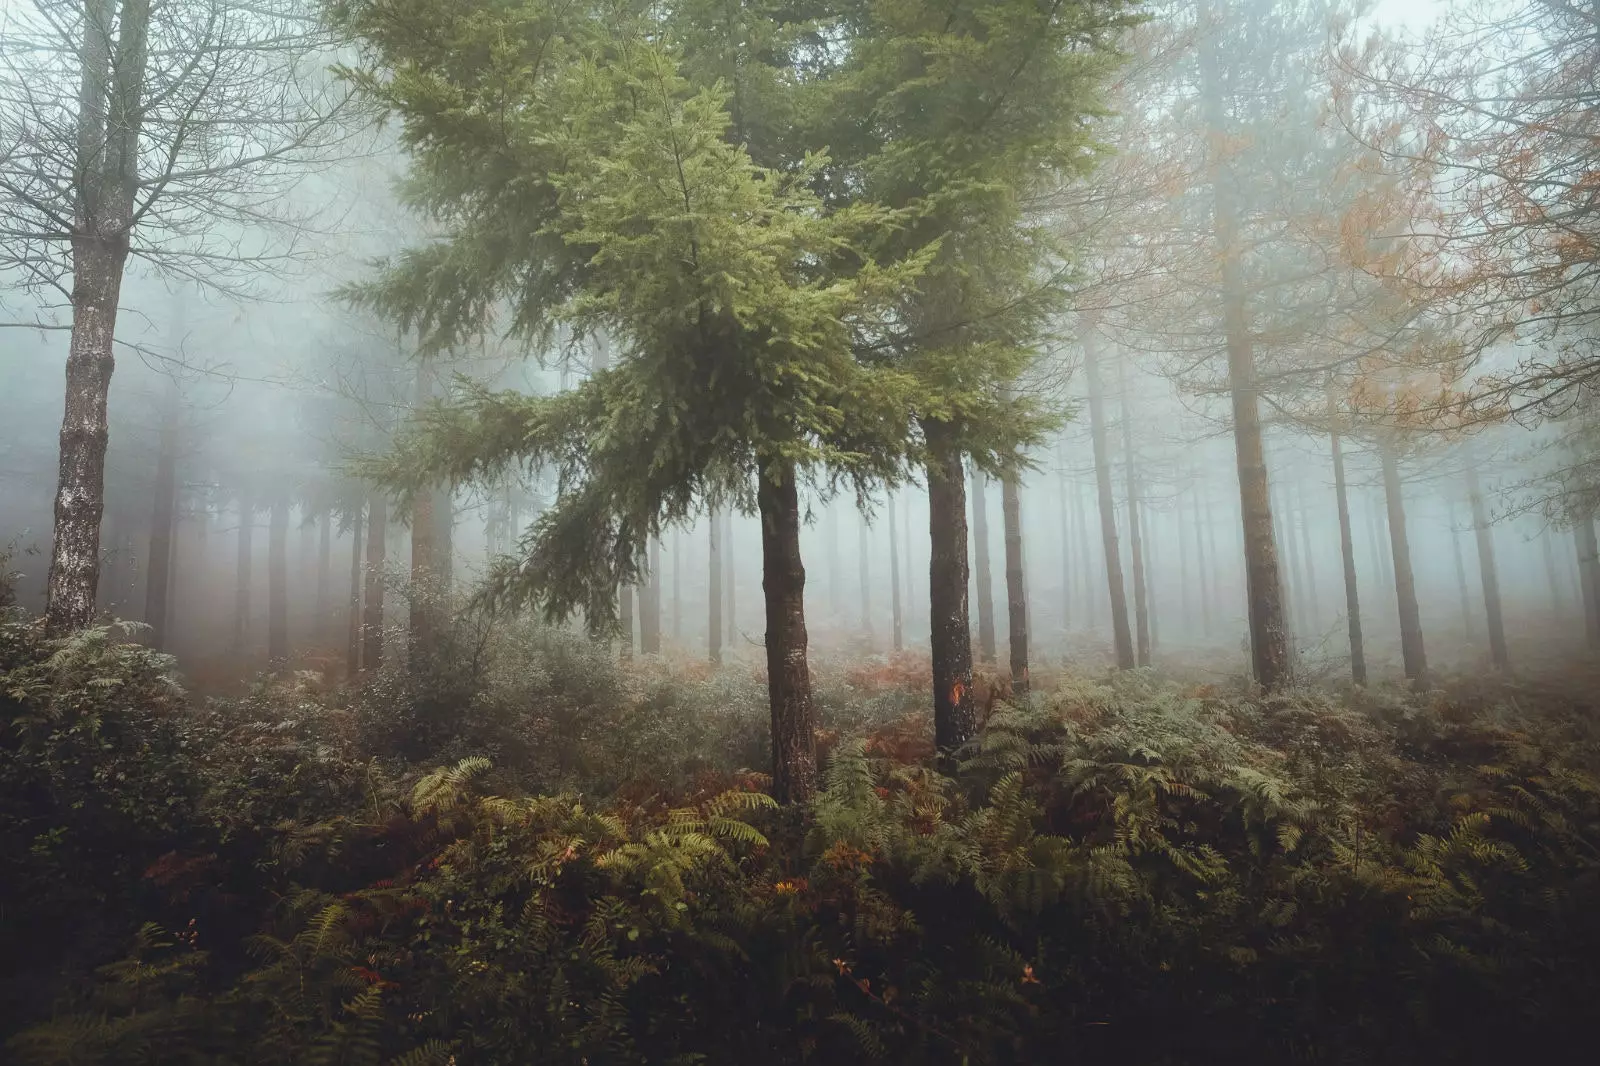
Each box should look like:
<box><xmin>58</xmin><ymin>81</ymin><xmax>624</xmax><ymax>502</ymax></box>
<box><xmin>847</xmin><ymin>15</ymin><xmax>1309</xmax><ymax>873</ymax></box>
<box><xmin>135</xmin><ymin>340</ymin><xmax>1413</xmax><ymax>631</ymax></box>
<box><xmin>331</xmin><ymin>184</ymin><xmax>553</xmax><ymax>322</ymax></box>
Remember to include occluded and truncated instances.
<box><xmin>4</xmin><ymin>0</ymin><xmax>1600</xmax><ymax>1061</ymax></box>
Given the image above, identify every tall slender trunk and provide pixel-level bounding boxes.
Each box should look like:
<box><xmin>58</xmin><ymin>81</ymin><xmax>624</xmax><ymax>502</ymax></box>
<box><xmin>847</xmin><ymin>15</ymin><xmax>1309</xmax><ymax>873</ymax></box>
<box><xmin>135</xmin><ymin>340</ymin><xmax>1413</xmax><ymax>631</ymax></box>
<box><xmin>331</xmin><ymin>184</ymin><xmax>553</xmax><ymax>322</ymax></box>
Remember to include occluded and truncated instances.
<box><xmin>641</xmin><ymin>538</ymin><xmax>661</xmax><ymax>654</ymax></box>
<box><xmin>144</xmin><ymin>392</ymin><xmax>179</xmax><ymax>649</ymax></box>
<box><xmin>1198</xmin><ymin>10</ymin><xmax>1291</xmax><ymax>689</ymax></box>
<box><xmin>709</xmin><ymin>506</ymin><xmax>723</xmax><ymax>664</ymax></box>
<box><xmin>45</xmin><ymin>0</ymin><xmax>152</xmax><ymax>633</ymax></box>
<box><xmin>1074</xmin><ymin>472</ymin><xmax>1098</xmax><ymax>631</ymax></box>
<box><xmin>1380</xmin><ymin>442</ymin><xmax>1428</xmax><ymax>682</ymax></box>
<box><xmin>1329</xmin><ymin>407</ymin><xmax>1366</xmax><ymax>684</ymax></box>
<box><xmin>233</xmin><ymin>492</ymin><xmax>253</xmax><ymax>654</ymax></box>
<box><xmin>725</xmin><ymin>509</ymin><xmax>736</xmax><ymax>644</ymax></box>
<box><xmin>971</xmin><ymin>467</ymin><xmax>997</xmax><ymax>663</ymax></box>
<box><xmin>362</xmin><ymin>494</ymin><xmax>387</xmax><ymax>673</ymax></box>
<box><xmin>828</xmin><ymin>504</ymin><xmax>841</xmax><ymax>620</ymax></box>
<box><xmin>1373</xmin><ymin>493</ymin><xmax>1396</xmax><ymax>589</ymax></box>
<box><xmin>858</xmin><ymin>513</ymin><xmax>874</xmax><ymax>644</ymax></box>
<box><xmin>1118</xmin><ymin>358</ymin><xmax>1151</xmax><ymax>667</ymax></box>
<box><xmin>1196</xmin><ymin>486</ymin><xmax>1214</xmax><ymax>639</ymax></box>
<box><xmin>1575</xmin><ymin>508</ymin><xmax>1600</xmax><ymax>650</ymax></box>
<box><xmin>1001</xmin><ymin>467</ymin><xmax>1029</xmax><ymax>692</ymax></box>
<box><xmin>1178</xmin><ymin>490</ymin><xmax>1193</xmax><ymax>639</ymax></box>
<box><xmin>1057</xmin><ymin>447</ymin><xmax>1073</xmax><ymax>639</ymax></box>
<box><xmin>925</xmin><ymin>424</ymin><xmax>977</xmax><ymax>752</ymax></box>
<box><xmin>268</xmin><ymin>496</ymin><xmax>290</xmax><ymax>666</ymax></box>
<box><xmin>1449</xmin><ymin>501</ymin><xmax>1476</xmax><ymax>643</ymax></box>
<box><xmin>889</xmin><ymin>492</ymin><xmax>904</xmax><ymax>652</ymax></box>
<box><xmin>316</xmin><ymin>510</ymin><xmax>332</xmax><ymax>641</ymax></box>
<box><xmin>1296</xmin><ymin>483</ymin><xmax>1321</xmax><ymax>632</ymax></box>
<box><xmin>619</xmin><ymin>585</ymin><xmax>634</xmax><ymax>660</ymax></box>
<box><xmin>1275</xmin><ymin>486</ymin><xmax>1303</xmax><ymax>643</ymax></box>
<box><xmin>347</xmin><ymin>503</ymin><xmax>364</xmax><ymax>677</ymax></box>
<box><xmin>672</xmin><ymin>528</ymin><xmax>682</xmax><ymax>643</ymax></box>
<box><xmin>1466</xmin><ymin>469</ymin><xmax>1508</xmax><ymax>670</ymax></box>
<box><xmin>1542</xmin><ymin>528</ymin><xmax>1564</xmax><ymax>617</ymax></box>
<box><xmin>1083</xmin><ymin>324</ymin><xmax>1135</xmax><ymax>669</ymax></box>
<box><xmin>759</xmin><ymin>459</ymin><xmax>818</xmax><ymax>803</ymax></box>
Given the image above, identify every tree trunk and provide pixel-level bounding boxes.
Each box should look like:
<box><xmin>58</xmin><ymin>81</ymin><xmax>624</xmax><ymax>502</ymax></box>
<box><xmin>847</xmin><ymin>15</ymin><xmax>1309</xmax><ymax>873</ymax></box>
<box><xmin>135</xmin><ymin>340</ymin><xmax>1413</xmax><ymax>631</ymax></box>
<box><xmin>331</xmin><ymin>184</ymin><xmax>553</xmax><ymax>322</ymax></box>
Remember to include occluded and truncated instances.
<box><xmin>1118</xmin><ymin>359</ymin><xmax>1151</xmax><ymax>667</ymax></box>
<box><xmin>857</xmin><ymin>513</ymin><xmax>874</xmax><ymax>644</ymax></box>
<box><xmin>1575</xmin><ymin>509</ymin><xmax>1600</xmax><ymax>650</ymax></box>
<box><xmin>619</xmin><ymin>585</ymin><xmax>634</xmax><ymax>660</ymax></box>
<box><xmin>410</xmin><ymin>487</ymin><xmax>437</xmax><ymax>661</ymax></box>
<box><xmin>1542</xmin><ymin>527</ymin><xmax>1565</xmax><ymax>617</ymax></box>
<box><xmin>363</xmin><ymin>494</ymin><xmax>387</xmax><ymax>673</ymax></box>
<box><xmin>1447</xmin><ymin>501</ymin><xmax>1475</xmax><ymax>645</ymax></box>
<box><xmin>144</xmin><ymin>397</ymin><xmax>178</xmax><ymax>650</ymax></box>
<box><xmin>1196</xmin><ymin>487</ymin><xmax>1214</xmax><ymax>639</ymax></box>
<box><xmin>971</xmin><ymin>467</ymin><xmax>997</xmax><ymax>663</ymax></box>
<box><xmin>1083</xmin><ymin>324</ymin><xmax>1135</xmax><ymax>669</ymax></box>
<box><xmin>44</xmin><ymin>0</ymin><xmax>151</xmax><ymax>634</ymax></box>
<box><xmin>1329</xmin><ymin>412</ymin><xmax>1367</xmax><ymax>684</ymax></box>
<box><xmin>759</xmin><ymin>459</ymin><xmax>818</xmax><ymax>804</ymax></box>
<box><xmin>1198</xmin><ymin>13</ymin><xmax>1291</xmax><ymax>690</ymax></box>
<box><xmin>641</xmin><ymin>538</ymin><xmax>661</xmax><ymax>654</ymax></box>
<box><xmin>709</xmin><ymin>506</ymin><xmax>723</xmax><ymax>664</ymax></box>
<box><xmin>268</xmin><ymin>496</ymin><xmax>290</xmax><ymax>667</ymax></box>
<box><xmin>233</xmin><ymin>493</ymin><xmax>253</xmax><ymax>654</ymax></box>
<box><xmin>889</xmin><ymin>492</ymin><xmax>904</xmax><ymax>652</ymax></box>
<box><xmin>316</xmin><ymin>509</ymin><xmax>332</xmax><ymax>642</ymax></box>
<box><xmin>1466</xmin><ymin>469</ymin><xmax>1508</xmax><ymax>670</ymax></box>
<box><xmin>1074</xmin><ymin>472</ymin><xmax>1098</xmax><ymax>631</ymax></box>
<box><xmin>1056</xmin><ymin>446</ymin><xmax>1073</xmax><ymax>639</ymax></box>
<box><xmin>1001</xmin><ymin>467</ymin><xmax>1029</xmax><ymax>692</ymax></box>
<box><xmin>925</xmin><ymin>423</ymin><xmax>978</xmax><ymax>752</ymax></box>
<box><xmin>725</xmin><ymin>509</ymin><xmax>736</xmax><ymax>644</ymax></box>
<box><xmin>1380</xmin><ymin>442</ymin><xmax>1428</xmax><ymax>682</ymax></box>
<box><xmin>347</xmin><ymin>503</ymin><xmax>364</xmax><ymax>677</ymax></box>
<box><xmin>672</xmin><ymin>527</ymin><xmax>682</xmax><ymax>643</ymax></box>
<box><xmin>1296</xmin><ymin>484</ymin><xmax>1321</xmax><ymax>633</ymax></box>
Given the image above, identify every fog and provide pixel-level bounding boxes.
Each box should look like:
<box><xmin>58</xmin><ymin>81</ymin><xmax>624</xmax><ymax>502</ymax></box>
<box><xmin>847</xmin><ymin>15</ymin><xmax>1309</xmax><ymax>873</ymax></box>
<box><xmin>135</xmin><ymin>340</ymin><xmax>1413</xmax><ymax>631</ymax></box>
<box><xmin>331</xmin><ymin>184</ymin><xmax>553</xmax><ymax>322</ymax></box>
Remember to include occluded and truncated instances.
<box><xmin>2</xmin><ymin>0</ymin><xmax>1596</xmax><ymax>693</ymax></box>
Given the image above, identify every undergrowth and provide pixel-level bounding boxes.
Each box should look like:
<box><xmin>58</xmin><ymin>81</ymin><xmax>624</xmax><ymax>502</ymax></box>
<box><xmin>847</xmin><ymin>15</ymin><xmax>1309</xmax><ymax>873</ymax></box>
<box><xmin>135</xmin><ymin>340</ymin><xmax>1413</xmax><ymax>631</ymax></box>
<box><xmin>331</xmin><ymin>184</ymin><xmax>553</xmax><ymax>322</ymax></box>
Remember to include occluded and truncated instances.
<box><xmin>3</xmin><ymin>611</ymin><xmax>1597</xmax><ymax>1063</ymax></box>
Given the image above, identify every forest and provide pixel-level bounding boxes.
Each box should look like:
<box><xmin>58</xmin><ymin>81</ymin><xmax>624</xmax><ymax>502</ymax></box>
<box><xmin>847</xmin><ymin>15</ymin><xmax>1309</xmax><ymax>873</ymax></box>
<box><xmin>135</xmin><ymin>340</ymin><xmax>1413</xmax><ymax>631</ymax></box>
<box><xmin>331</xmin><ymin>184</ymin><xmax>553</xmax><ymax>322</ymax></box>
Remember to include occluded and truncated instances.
<box><xmin>2</xmin><ymin>0</ymin><xmax>1600</xmax><ymax>1061</ymax></box>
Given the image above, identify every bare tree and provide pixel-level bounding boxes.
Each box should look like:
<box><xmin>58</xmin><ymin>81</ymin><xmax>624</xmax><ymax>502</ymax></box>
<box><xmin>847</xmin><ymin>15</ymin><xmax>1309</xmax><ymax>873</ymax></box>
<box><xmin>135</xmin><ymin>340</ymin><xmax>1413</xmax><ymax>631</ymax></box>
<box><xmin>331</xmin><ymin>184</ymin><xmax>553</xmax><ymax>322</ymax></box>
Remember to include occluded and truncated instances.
<box><xmin>0</xmin><ymin>0</ymin><xmax>350</xmax><ymax>631</ymax></box>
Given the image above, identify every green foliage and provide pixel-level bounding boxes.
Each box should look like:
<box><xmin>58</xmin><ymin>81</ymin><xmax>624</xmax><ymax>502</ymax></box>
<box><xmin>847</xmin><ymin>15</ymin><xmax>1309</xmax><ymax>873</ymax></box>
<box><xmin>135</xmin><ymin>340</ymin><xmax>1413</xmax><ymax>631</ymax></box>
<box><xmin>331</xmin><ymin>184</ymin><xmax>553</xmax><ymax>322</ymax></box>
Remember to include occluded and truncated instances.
<box><xmin>6</xmin><ymin>609</ymin><xmax>1600</xmax><ymax>1063</ymax></box>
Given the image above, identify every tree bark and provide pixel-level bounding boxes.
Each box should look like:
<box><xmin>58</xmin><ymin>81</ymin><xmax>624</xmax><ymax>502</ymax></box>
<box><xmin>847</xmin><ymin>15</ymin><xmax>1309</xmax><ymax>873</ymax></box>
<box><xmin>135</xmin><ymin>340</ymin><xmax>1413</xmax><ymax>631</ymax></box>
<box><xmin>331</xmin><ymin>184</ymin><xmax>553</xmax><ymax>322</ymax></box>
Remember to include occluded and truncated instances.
<box><xmin>888</xmin><ymin>491</ymin><xmax>904</xmax><ymax>652</ymax></box>
<box><xmin>362</xmin><ymin>494</ymin><xmax>387</xmax><ymax>673</ymax></box>
<box><xmin>1198</xmin><ymin>12</ymin><xmax>1292</xmax><ymax>690</ymax></box>
<box><xmin>1448</xmin><ymin>501</ymin><xmax>1476</xmax><ymax>643</ymax></box>
<box><xmin>641</xmin><ymin>538</ymin><xmax>661</xmax><ymax>654</ymax></box>
<box><xmin>1001</xmin><ymin>467</ymin><xmax>1029</xmax><ymax>692</ymax></box>
<box><xmin>1118</xmin><ymin>359</ymin><xmax>1151</xmax><ymax>667</ymax></box>
<box><xmin>1057</xmin><ymin>446</ymin><xmax>1073</xmax><ymax>638</ymax></box>
<box><xmin>1074</xmin><ymin>472</ymin><xmax>1098</xmax><ymax>631</ymax></box>
<box><xmin>971</xmin><ymin>467</ymin><xmax>997</xmax><ymax>663</ymax></box>
<box><xmin>619</xmin><ymin>585</ymin><xmax>634</xmax><ymax>660</ymax></box>
<box><xmin>1329</xmin><ymin>411</ymin><xmax>1367</xmax><ymax>684</ymax></box>
<box><xmin>44</xmin><ymin>0</ymin><xmax>151</xmax><ymax>633</ymax></box>
<box><xmin>759</xmin><ymin>459</ymin><xmax>818</xmax><ymax>804</ymax></box>
<box><xmin>1083</xmin><ymin>325</ymin><xmax>1135</xmax><ymax>669</ymax></box>
<box><xmin>233</xmin><ymin>492</ymin><xmax>253</xmax><ymax>654</ymax></box>
<box><xmin>1466</xmin><ymin>469</ymin><xmax>1508</xmax><ymax>670</ymax></box>
<box><xmin>858</xmin><ymin>513</ymin><xmax>873</xmax><ymax>644</ymax></box>
<box><xmin>709</xmin><ymin>506</ymin><xmax>723</xmax><ymax>664</ymax></box>
<box><xmin>316</xmin><ymin>509</ymin><xmax>332</xmax><ymax>642</ymax></box>
<box><xmin>347</xmin><ymin>503</ymin><xmax>364</xmax><ymax>677</ymax></box>
<box><xmin>1380</xmin><ymin>442</ymin><xmax>1428</xmax><ymax>682</ymax></box>
<box><xmin>725</xmin><ymin>509</ymin><xmax>736</xmax><ymax>644</ymax></box>
<box><xmin>672</xmin><ymin>527</ymin><xmax>682</xmax><ymax>643</ymax></box>
<box><xmin>1575</xmin><ymin>508</ymin><xmax>1600</xmax><ymax>650</ymax></box>
<box><xmin>1295</xmin><ymin>483</ymin><xmax>1321</xmax><ymax>633</ymax></box>
<box><xmin>925</xmin><ymin>423</ymin><xmax>978</xmax><ymax>752</ymax></box>
<box><xmin>144</xmin><ymin>394</ymin><xmax>179</xmax><ymax>650</ymax></box>
<box><xmin>268</xmin><ymin>496</ymin><xmax>289</xmax><ymax>667</ymax></box>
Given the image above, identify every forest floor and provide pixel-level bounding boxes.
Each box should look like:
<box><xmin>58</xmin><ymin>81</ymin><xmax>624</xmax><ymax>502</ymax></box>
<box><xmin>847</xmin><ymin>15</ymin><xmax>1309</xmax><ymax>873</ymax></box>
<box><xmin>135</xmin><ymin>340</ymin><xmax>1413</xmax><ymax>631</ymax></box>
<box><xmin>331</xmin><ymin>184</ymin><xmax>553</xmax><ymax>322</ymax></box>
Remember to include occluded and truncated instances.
<box><xmin>4</xmin><ymin>612</ymin><xmax>1599</xmax><ymax>1064</ymax></box>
